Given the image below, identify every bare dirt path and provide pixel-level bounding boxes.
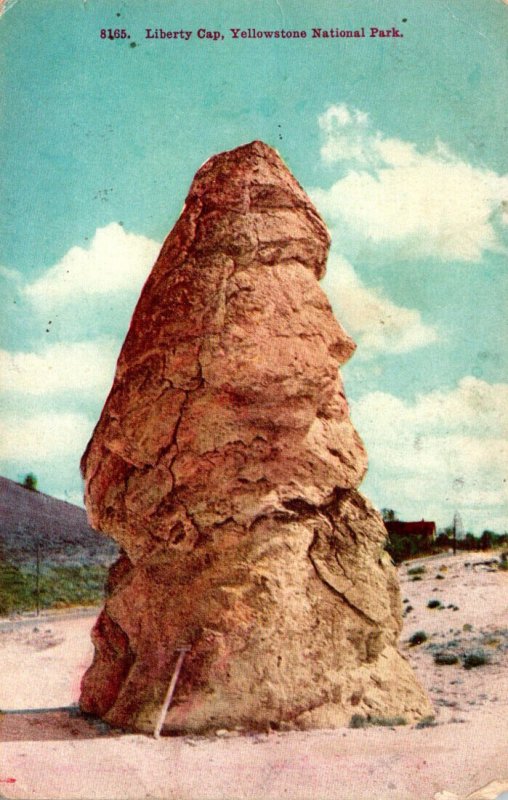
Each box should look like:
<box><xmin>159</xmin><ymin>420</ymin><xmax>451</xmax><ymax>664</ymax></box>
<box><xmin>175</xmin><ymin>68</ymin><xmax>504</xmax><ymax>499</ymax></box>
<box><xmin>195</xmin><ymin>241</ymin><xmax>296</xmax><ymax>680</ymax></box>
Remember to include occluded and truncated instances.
<box><xmin>0</xmin><ymin>552</ymin><xmax>507</xmax><ymax>800</ymax></box>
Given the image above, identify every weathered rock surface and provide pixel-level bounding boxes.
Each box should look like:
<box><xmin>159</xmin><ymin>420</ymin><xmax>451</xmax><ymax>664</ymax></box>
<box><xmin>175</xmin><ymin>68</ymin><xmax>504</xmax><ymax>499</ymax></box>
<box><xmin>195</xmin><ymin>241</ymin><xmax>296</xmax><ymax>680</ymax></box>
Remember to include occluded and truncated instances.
<box><xmin>80</xmin><ymin>141</ymin><xmax>432</xmax><ymax>733</ymax></box>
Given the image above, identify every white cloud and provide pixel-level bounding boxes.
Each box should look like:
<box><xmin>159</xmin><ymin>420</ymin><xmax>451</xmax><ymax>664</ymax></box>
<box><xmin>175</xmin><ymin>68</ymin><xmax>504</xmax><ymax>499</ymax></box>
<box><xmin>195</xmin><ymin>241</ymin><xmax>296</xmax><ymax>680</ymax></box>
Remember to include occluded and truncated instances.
<box><xmin>318</xmin><ymin>104</ymin><xmax>374</xmax><ymax>164</ymax></box>
<box><xmin>24</xmin><ymin>223</ymin><xmax>160</xmax><ymax>304</ymax></box>
<box><xmin>0</xmin><ymin>340</ymin><xmax>119</xmax><ymax>396</ymax></box>
<box><xmin>352</xmin><ymin>377</ymin><xmax>508</xmax><ymax>531</ymax></box>
<box><xmin>0</xmin><ymin>224</ymin><xmax>160</xmax><ymax>488</ymax></box>
<box><xmin>324</xmin><ymin>254</ymin><xmax>438</xmax><ymax>356</ymax></box>
<box><xmin>313</xmin><ymin>104</ymin><xmax>508</xmax><ymax>261</ymax></box>
<box><xmin>354</xmin><ymin>377</ymin><xmax>508</xmax><ymax>439</ymax></box>
<box><xmin>0</xmin><ymin>412</ymin><xmax>94</xmax><ymax>462</ymax></box>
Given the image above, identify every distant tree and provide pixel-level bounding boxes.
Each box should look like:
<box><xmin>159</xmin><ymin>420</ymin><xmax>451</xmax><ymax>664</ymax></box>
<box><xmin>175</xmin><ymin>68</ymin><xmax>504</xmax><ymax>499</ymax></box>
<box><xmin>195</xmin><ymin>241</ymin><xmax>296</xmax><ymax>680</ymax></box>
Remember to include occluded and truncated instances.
<box><xmin>480</xmin><ymin>530</ymin><xmax>495</xmax><ymax>550</ymax></box>
<box><xmin>381</xmin><ymin>508</ymin><xmax>397</xmax><ymax>522</ymax></box>
<box><xmin>385</xmin><ymin>534</ymin><xmax>422</xmax><ymax>564</ymax></box>
<box><xmin>436</xmin><ymin>532</ymin><xmax>451</xmax><ymax>549</ymax></box>
<box><xmin>385</xmin><ymin>536</ymin><xmax>405</xmax><ymax>564</ymax></box>
<box><xmin>464</xmin><ymin>533</ymin><xmax>477</xmax><ymax>551</ymax></box>
<box><xmin>22</xmin><ymin>473</ymin><xmax>38</xmax><ymax>491</ymax></box>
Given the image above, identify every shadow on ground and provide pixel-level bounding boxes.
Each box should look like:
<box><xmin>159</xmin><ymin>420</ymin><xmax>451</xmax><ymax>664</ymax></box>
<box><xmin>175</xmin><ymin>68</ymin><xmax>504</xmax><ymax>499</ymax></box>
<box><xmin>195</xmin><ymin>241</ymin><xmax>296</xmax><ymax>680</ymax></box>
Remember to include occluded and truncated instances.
<box><xmin>0</xmin><ymin>707</ymin><xmax>121</xmax><ymax>742</ymax></box>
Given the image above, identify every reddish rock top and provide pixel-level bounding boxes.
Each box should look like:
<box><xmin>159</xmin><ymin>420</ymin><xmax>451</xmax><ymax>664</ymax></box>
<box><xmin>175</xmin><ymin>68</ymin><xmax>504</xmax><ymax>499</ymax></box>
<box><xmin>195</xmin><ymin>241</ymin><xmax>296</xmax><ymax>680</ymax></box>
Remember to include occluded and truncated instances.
<box><xmin>82</xmin><ymin>140</ymin><xmax>366</xmax><ymax>562</ymax></box>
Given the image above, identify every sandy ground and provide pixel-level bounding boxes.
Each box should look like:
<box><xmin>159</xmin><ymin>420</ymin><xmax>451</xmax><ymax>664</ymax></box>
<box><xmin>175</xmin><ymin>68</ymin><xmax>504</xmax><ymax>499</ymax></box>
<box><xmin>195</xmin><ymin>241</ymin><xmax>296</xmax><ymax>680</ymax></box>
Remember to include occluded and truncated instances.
<box><xmin>0</xmin><ymin>551</ymin><xmax>507</xmax><ymax>800</ymax></box>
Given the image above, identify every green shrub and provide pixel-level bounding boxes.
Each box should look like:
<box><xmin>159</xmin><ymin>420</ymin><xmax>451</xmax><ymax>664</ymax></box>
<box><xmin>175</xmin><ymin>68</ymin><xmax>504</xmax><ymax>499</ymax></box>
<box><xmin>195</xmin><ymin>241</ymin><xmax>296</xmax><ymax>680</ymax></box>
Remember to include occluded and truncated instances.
<box><xmin>409</xmin><ymin>630</ymin><xmax>427</xmax><ymax>646</ymax></box>
<box><xmin>435</xmin><ymin>574</ymin><xmax>445</xmax><ymax>580</ymax></box>
<box><xmin>0</xmin><ymin>562</ymin><xmax>108</xmax><ymax>615</ymax></box>
<box><xmin>370</xmin><ymin>716</ymin><xmax>407</xmax><ymax>727</ymax></box>
<box><xmin>407</xmin><ymin>566</ymin><xmax>426</xmax><ymax>576</ymax></box>
<box><xmin>386</xmin><ymin>535</ymin><xmax>426</xmax><ymax>564</ymax></box>
<box><xmin>349</xmin><ymin>714</ymin><xmax>369</xmax><ymax>729</ymax></box>
<box><xmin>36</xmin><ymin>565</ymin><xmax>108</xmax><ymax>609</ymax></box>
<box><xmin>411</xmin><ymin>576</ymin><xmax>422</xmax><ymax>582</ymax></box>
<box><xmin>415</xmin><ymin>715</ymin><xmax>437</xmax><ymax>729</ymax></box>
<box><xmin>482</xmin><ymin>636</ymin><xmax>500</xmax><ymax>647</ymax></box>
<box><xmin>0</xmin><ymin>562</ymin><xmax>32</xmax><ymax>614</ymax></box>
<box><xmin>434</xmin><ymin>652</ymin><xmax>459</xmax><ymax>665</ymax></box>
<box><xmin>349</xmin><ymin>714</ymin><xmax>407</xmax><ymax>729</ymax></box>
<box><xmin>427</xmin><ymin>599</ymin><xmax>442</xmax><ymax>609</ymax></box>
<box><xmin>462</xmin><ymin>649</ymin><xmax>490</xmax><ymax>670</ymax></box>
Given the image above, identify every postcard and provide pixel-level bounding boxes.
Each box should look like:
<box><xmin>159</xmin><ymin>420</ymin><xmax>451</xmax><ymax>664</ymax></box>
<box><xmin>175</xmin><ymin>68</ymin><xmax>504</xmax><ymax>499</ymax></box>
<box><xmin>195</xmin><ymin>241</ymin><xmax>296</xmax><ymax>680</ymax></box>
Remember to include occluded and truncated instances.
<box><xmin>0</xmin><ymin>1</ymin><xmax>507</xmax><ymax>798</ymax></box>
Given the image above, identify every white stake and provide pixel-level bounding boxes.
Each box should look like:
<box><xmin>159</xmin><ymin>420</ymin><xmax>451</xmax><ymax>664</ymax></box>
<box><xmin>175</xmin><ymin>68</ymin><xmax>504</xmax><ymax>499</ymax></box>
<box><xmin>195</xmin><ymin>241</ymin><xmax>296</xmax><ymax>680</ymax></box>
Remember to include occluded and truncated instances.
<box><xmin>154</xmin><ymin>646</ymin><xmax>191</xmax><ymax>739</ymax></box>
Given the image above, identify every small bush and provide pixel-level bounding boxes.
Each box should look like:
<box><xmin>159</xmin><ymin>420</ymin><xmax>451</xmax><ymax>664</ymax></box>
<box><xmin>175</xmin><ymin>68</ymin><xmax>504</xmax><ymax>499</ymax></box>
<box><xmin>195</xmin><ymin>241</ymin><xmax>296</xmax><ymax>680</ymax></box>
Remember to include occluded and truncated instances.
<box><xmin>349</xmin><ymin>714</ymin><xmax>369</xmax><ymax>729</ymax></box>
<box><xmin>403</xmin><ymin>605</ymin><xmax>414</xmax><ymax>616</ymax></box>
<box><xmin>463</xmin><ymin>623</ymin><xmax>473</xmax><ymax>632</ymax></box>
<box><xmin>415</xmin><ymin>715</ymin><xmax>437</xmax><ymax>729</ymax></box>
<box><xmin>407</xmin><ymin>566</ymin><xmax>426</xmax><ymax>576</ymax></box>
<box><xmin>427</xmin><ymin>599</ymin><xmax>442</xmax><ymax>609</ymax></box>
<box><xmin>435</xmin><ymin>574</ymin><xmax>445</xmax><ymax>580</ymax></box>
<box><xmin>370</xmin><ymin>716</ymin><xmax>407</xmax><ymax>727</ymax></box>
<box><xmin>482</xmin><ymin>636</ymin><xmax>500</xmax><ymax>647</ymax></box>
<box><xmin>411</xmin><ymin>576</ymin><xmax>422</xmax><ymax>582</ymax></box>
<box><xmin>349</xmin><ymin>714</ymin><xmax>407</xmax><ymax>729</ymax></box>
<box><xmin>434</xmin><ymin>652</ymin><xmax>459</xmax><ymax>666</ymax></box>
<box><xmin>462</xmin><ymin>649</ymin><xmax>490</xmax><ymax>670</ymax></box>
<box><xmin>409</xmin><ymin>630</ymin><xmax>428</xmax><ymax>646</ymax></box>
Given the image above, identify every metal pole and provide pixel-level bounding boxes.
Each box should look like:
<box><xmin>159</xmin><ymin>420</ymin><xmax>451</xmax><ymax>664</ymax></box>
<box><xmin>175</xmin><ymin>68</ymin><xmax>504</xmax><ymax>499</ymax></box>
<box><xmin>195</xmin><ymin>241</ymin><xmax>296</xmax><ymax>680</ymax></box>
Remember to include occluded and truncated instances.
<box><xmin>154</xmin><ymin>646</ymin><xmax>191</xmax><ymax>739</ymax></box>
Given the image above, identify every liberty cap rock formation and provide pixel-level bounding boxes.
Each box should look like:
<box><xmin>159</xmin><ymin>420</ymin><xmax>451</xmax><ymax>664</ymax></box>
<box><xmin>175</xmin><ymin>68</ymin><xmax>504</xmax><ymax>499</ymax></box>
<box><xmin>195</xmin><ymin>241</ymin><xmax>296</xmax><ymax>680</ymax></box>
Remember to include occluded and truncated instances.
<box><xmin>80</xmin><ymin>141</ymin><xmax>432</xmax><ymax>733</ymax></box>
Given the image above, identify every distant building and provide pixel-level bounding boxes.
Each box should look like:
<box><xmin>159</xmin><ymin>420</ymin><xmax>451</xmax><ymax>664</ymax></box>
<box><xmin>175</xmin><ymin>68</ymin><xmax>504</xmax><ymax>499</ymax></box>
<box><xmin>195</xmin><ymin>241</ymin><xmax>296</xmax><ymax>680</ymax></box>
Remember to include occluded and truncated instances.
<box><xmin>385</xmin><ymin>519</ymin><xmax>436</xmax><ymax>548</ymax></box>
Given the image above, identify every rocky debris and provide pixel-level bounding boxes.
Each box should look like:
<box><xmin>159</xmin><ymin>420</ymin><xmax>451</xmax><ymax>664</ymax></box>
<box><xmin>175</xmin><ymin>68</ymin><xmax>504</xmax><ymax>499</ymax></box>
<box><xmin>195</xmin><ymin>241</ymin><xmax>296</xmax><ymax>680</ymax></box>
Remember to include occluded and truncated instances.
<box><xmin>79</xmin><ymin>140</ymin><xmax>432</xmax><ymax>733</ymax></box>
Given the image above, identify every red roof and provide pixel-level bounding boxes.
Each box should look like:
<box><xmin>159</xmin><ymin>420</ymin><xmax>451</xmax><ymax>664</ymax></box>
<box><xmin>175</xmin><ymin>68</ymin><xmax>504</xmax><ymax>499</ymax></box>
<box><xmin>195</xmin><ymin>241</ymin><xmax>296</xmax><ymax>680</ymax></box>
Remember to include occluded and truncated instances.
<box><xmin>385</xmin><ymin>520</ymin><xmax>436</xmax><ymax>538</ymax></box>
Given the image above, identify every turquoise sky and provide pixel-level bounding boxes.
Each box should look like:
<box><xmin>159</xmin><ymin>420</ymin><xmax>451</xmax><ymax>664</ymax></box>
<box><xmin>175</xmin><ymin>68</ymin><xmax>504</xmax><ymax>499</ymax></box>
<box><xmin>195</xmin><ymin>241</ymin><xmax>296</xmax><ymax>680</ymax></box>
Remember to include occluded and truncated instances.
<box><xmin>1</xmin><ymin>0</ymin><xmax>507</xmax><ymax>533</ymax></box>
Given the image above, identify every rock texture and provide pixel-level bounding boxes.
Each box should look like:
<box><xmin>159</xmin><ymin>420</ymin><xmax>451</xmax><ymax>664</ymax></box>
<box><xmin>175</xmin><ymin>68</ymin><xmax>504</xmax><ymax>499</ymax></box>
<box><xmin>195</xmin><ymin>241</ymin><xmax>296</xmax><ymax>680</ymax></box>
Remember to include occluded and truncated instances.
<box><xmin>80</xmin><ymin>141</ymin><xmax>432</xmax><ymax>733</ymax></box>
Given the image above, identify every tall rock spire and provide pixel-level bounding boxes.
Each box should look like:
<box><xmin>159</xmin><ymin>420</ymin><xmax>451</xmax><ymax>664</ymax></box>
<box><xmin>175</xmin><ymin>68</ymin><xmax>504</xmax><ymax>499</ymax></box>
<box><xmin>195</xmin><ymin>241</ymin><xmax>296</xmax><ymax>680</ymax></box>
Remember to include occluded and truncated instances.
<box><xmin>80</xmin><ymin>141</ymin><xmax>432</xmax><ymax>733</ymax></box>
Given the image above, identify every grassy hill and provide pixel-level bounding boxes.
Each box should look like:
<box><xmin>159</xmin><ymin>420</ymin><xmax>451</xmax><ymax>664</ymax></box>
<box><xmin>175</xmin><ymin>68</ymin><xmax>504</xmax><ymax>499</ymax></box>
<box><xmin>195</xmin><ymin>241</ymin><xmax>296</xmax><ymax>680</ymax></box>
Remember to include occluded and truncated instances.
<box><xmin>0</xmin><ymin>476</ymin><xmax>118</xmax><ymax>615</ymax></box>
<box><xmin>0</xmin><ymin>476</ymin><xmax>118</xmax><ymax>567</ymax></box>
